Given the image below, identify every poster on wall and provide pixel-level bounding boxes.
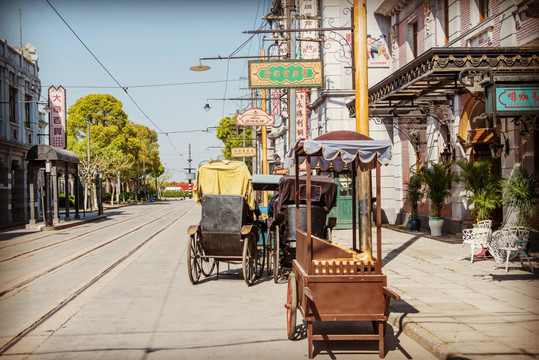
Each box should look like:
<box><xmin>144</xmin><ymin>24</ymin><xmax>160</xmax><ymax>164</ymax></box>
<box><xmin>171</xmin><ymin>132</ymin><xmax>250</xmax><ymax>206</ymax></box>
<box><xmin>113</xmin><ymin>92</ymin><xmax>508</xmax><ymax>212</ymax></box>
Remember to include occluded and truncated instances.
<box><xmin>367</xmin><ymin>34</ymin><xmax>390</xmax><ymax>68</ymax></box>
<box><xmin>48</xmin><ymin>85</ymin><xmax>66</xmax><ymax>149</ymax></box>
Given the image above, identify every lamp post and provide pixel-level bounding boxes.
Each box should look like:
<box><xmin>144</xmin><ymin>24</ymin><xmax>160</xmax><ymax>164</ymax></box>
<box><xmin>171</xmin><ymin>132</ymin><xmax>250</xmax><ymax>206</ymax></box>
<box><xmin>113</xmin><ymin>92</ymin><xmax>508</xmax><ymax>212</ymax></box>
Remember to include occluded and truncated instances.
<box><xmin>98</xmin><ymin>170</ymin><xmax>104</xmax><ymax>216</ymax></box>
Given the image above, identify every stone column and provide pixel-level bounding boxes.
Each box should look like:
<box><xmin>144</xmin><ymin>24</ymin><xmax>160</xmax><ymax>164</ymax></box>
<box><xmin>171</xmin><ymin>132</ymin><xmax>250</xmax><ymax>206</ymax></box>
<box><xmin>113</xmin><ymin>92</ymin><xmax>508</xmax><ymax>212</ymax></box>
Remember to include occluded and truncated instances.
<box><xmin>64</xmin><ymin>164</ymin><xmax>70</xmax><ymax>221</ymax></box>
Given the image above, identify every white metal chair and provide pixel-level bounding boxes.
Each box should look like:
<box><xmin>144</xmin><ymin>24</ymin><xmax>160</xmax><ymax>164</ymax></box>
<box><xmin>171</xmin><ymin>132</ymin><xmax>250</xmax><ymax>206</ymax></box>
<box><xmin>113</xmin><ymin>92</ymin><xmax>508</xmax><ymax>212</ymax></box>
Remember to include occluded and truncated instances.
<box><xmin>489</xmin><ymin>226</ymin><xmax>534</xmax><ymax>273</ymax></box>
<box><xmin>458</xmin><ymin>227</ymin><xmax>491</xmax><ymax>263</ymax></box>
<box><xmin>476</xmin><ymin>220</ymin><xmax>492</xmax><ymax>229</ymax></box>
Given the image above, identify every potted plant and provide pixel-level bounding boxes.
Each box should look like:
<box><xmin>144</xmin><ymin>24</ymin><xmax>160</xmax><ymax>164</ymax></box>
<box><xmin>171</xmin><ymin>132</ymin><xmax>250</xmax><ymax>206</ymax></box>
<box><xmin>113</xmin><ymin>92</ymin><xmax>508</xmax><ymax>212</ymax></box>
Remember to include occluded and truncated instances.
<box><xmin>454</xmin><ymin>159</ymin><xmax>501</xmax><ymax>224</ymax></box>
<box><xmin>419</xmin><ymin>162</ymin><xmax>454</xmax><ymax>236</ymax></box>
<box><xmin>501</xmin><ymin>166</ymin><xmax>539</xmax><ymax>227</ymax></box>
<box><xmin>404</xmin><ymin>171</ymin><xmax>423</xmax><ymax>232</ymax></box>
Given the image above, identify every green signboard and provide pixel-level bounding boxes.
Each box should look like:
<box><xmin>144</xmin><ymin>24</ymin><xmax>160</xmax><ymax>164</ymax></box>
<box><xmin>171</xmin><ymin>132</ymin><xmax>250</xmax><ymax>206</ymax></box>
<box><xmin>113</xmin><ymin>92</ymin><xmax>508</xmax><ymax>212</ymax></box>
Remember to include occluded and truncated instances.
<box><xmin>249</xmin><ymin>60</ymin><xmax>323</xmax><ymax>88</ymax></box>
<box><xmin>496</xmin><ymin>87</ymin><xmax>539</xmax><ymax>111</ymax></box>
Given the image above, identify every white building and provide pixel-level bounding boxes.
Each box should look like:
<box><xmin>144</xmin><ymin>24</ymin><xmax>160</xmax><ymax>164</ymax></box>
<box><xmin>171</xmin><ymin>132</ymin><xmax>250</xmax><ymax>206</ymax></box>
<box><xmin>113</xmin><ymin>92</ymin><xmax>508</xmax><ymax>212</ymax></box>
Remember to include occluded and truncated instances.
<box><xmin>0</xmin><ymin>39</ymin><xmax>43</xmax><ymax>226</ymax></box>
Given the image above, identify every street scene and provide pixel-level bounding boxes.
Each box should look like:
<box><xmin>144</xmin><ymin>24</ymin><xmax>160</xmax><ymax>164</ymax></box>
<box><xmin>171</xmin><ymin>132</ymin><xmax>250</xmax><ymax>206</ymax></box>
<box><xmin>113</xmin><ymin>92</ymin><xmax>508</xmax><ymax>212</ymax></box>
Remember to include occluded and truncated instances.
<box><xmin>1</xmin><ymin>0</ymin><xmax>539</xmax><ymax>359</ymax></box>
<box><xmin>0</xmin><ymin>202</ymin><xmax>537</xmax><ymax>359</ymax></box>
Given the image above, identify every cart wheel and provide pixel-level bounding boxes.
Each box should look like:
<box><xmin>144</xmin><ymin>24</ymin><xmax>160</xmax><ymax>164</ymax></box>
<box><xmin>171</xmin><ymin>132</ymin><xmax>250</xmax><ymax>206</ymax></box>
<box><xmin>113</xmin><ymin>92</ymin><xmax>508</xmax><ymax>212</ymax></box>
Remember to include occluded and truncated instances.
<box><xmin>200</xmin><ymin>252</ymin><xmax>216</xmax><ymax>277</ymax></box>
<box><xmin>255</xmin><ymin>230</ymin><xmax>265</xmax><ymax>279</ymax></box>
<box><xmin>242</xmin><ymin>234</ymin><xmax>256</xmax><ymax>286</ymax></box>
<box><xmin>286</xmin><ymin>272</ymin><xmax>297</xmax><ymax>339</ymax></box>
<box><xmin>187</xmin><ymin>234</ymin><xmax>201</xmax><ymax>284</ymax></box>
<box><xmin>267</xmin><ymin>229</ymin><xmax>274</xmax><ymax>277</ymax></box>
<box><xmin>273</xmin><ymin>227</ymin><xmax>280</xmax><ymax>283</ymax></box>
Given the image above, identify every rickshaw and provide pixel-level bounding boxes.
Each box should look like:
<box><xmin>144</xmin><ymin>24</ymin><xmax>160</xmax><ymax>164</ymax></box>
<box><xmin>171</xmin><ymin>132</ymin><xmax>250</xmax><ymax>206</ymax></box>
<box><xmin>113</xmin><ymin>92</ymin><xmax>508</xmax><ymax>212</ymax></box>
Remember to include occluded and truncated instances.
<box><xmin>186</xmin><ymin>160</ymin><xmax>262</xmax><ymax>286</ymax></box>
<box><xmin>251</xmin><ymin>174</ymin><xmax>283</xmax><ymax>277</ymax></box>
<box><xmin>284</xmin><ymin>131</ymin><xmax>401</xmax><ymax>358</ymax></box>
<box><xmin>270</xmin><ymin>175</ymin><xmax>337</xmax><ymax>283</ymax></box>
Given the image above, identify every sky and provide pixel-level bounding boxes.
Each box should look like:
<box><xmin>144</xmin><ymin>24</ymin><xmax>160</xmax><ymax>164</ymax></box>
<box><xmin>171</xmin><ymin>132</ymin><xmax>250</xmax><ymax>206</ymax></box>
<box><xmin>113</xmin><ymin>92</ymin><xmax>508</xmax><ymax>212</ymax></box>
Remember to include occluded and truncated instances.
<box><xmin>0</xmin><ymin>0</ymin><xmax>271</xmax><ymax>182</ymax></box>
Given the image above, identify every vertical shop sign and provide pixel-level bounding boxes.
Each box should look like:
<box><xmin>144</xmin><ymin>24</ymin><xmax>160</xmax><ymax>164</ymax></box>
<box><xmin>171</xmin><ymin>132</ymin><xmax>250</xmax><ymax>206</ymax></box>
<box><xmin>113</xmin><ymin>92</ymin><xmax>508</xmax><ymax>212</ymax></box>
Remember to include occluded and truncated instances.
<box><xmin>296</xmin><ymin>89</ymin><xmax>308</xmax><ymax>140</ymax></box>
<box><xmin>48</xmin><ymin>86</ymin><xmax>66</xmax><ymax>149</ymax></box>
<box><xmin>299</xmin><ymin>0</ymin><xmax>319</xmax><ymax>59</ymax></box>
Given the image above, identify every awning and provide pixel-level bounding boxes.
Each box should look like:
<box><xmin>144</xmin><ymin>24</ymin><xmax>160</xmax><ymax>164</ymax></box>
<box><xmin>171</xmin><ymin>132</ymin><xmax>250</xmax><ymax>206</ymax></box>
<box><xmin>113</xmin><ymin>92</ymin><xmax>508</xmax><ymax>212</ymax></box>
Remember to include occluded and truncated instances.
<box><xmin>347</xmin><ymin>47</ymin><xmax>539</xmax><ymax>118</ymax></box>
<box><xmin>285</xmin><ymin>130</ymin><xmax>392</xmax><ymax>172</ymax></box>
<box><xmin>26</xmin><ymin>144</ymin><xmax>80</xmax><ymax>164</ymax></box>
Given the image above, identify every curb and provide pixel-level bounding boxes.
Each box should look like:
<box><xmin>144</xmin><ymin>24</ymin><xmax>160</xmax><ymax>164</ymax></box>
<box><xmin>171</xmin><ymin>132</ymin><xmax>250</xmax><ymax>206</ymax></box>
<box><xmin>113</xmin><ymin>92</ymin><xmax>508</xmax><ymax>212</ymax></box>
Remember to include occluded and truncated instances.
<box><xmin>388</xmin><ymin>311</ymin><xmax>463</xmax><ymax>360</ymax></box>
<box><xmin>40</xmin><ymin>215</ymin><xmax>107</xmax><ymax>231</ymax></box>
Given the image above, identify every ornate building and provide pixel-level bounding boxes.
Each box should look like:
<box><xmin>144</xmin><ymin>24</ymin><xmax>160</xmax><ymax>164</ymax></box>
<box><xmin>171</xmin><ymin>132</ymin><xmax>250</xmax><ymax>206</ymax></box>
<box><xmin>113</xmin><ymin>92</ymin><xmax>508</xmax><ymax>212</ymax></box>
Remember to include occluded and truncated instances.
<box><xmin>0</xmin><ymin>39</ymin><xmax>43</xmax><ymax>226</ymax></box>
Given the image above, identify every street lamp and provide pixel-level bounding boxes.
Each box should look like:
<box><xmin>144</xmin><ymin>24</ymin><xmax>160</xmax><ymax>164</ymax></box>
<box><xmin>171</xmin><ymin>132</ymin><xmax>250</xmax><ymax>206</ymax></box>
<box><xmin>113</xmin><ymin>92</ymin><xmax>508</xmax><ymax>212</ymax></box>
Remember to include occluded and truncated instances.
<box><xmin>98</xmin><ymin>170</ymin><xmax>104</xmax><ymax>216</ymax></box>
<box><xmin>489</xmin><ymin>132</ymin><xmax>509</xmax><ymax>159</ymax></box>
<box><xmin>203</xmin><ymin>103</ymin><xmax>211</xmax><ymax>112</ymax></box>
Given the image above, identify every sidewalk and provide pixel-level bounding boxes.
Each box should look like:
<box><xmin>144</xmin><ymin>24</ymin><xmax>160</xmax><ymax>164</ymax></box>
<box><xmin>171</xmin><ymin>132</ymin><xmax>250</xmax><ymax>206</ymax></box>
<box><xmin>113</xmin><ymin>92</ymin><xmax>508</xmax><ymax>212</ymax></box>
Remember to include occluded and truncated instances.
<box><xmin>333</xmin><ymin>227</ymin><xmax>539</xmax><ymax>360</ymax></box>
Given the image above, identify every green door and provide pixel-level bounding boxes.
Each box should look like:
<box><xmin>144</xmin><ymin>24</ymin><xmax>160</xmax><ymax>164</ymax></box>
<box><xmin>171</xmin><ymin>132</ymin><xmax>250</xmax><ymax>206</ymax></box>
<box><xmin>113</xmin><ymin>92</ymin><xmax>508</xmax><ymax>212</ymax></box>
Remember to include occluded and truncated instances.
<box><xmin>328</xmin><ymin>172</ymin><xmax>357</xmax><ymax>229</ymax></box>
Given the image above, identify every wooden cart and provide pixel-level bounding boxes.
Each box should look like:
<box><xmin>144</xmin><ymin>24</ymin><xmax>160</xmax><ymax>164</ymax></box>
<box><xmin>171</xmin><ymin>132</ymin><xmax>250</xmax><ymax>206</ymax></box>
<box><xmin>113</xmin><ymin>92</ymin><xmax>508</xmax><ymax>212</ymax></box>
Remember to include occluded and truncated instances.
<box><xmin>285</xmin><ymin>131</ymin><xmax>400</xmax><ymax>358</ymax></box>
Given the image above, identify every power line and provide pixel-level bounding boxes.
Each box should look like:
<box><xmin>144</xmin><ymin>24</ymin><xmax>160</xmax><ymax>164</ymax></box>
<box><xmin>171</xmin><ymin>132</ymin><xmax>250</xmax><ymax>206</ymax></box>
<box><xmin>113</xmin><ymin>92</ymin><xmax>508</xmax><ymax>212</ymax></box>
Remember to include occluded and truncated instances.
<box><xmin>44</xmin><ymin>79</ymin><xmax>241</xmax><ymax>89</ymax></box>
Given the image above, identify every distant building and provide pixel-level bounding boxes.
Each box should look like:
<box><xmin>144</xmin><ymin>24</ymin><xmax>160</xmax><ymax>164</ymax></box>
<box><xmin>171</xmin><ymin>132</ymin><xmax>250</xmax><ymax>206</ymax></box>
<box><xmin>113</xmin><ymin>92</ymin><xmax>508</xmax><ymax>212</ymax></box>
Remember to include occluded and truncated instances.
<box><xmin>0</xmin><ymin>39</ymin><xmax>43</xmax><ymax>225</ymax></box>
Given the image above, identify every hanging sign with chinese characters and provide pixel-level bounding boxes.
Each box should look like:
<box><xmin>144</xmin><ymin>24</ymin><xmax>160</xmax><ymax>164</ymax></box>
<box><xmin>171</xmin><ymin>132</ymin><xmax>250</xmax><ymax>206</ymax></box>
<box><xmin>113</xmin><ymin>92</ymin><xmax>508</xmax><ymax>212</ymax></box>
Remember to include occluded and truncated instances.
<box><xmin>48</xmin><ymin>85</ymin><xmax>66</xmax><ymax>149</ymax></box>
<box><xmin>299</xmin><ymin>0</ymin><xmax>319</xmax><ymax>60</ymax></box>
<box><xmin>236</xmin><ymin>108</ymin><xmax>274</xmax><ymax>126</ymax></box>
<box><xmin>495</xmin><ymin>87</ymin><xmax>539</xmax><ymax>112</ymax></box>
<box><xmin>231</xmin><ymin>147</ymin><xmax>256</xmax><ymax>158</ymax></box>
<box><xmin>249</xmin><ymin>60</ymin><xmax>323</xmax><ymax>88</ymax></box>
<box><xmin>296</xmin><ymin>89</ymin><xmax>309</xmax><ymax>140</ymax></box>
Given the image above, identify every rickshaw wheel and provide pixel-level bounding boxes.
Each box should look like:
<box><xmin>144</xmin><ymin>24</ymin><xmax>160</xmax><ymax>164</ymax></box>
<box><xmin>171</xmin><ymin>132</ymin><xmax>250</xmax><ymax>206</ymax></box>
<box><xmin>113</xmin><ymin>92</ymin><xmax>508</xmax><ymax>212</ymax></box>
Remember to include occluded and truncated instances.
<box><xmin>273</xmin><ymin>228</ymin><xmax>280</xmax><ymax>283</ymax></box>
<box><xmin>187</xmin><ymin>234</ymin><xmax>201</xmax><ymax>284</ymax></box>
<box><xmin>286</xmin><ymin>272</ymin><xmax>297</xmax><ymax>339</ymax></box>
<box><xmin>266</xmin><ymin>229</ymin><xmax>274</xmax><ymax>277</ymax></box>
<box><xmin>242</xmin><ymin>234</ymin><xmax>256</xmax><ymax>286</ymax></box>
<box><xmin>255</xmin><ymin>230</ymin><xmax>264</xmax><ymax>279</ymax></box>
<box><xmin>195</xmin><ymin>232</ymin><xmax>215</xmax><ymax>277</ymax></box>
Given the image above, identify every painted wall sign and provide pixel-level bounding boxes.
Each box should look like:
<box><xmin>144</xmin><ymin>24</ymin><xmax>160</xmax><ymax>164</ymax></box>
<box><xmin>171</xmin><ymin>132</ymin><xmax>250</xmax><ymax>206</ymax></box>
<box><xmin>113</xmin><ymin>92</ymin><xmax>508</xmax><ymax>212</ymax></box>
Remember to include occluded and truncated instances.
<box><xmin>231</xmin><ymin>147</ymin><xmax>256</xmax><ymax>157</ymax></box>
<box><xmin>249</xmin><ymin>60</ymin><xmax>323</xmax><ymax>88</ymax></box>
<box><xmin>236</xmin><ymin>108</ymin><xmax>274</xmax><ymax>126</ymax></box>
<box><xmin>496</xmin><ymin>87</ymin><xmax>539</xmax><ymax>111</ymax></box>
<box><xmin>48</xmin><ymin>85</ymin><xmax>66</xmax><ymax>149</ymax></box>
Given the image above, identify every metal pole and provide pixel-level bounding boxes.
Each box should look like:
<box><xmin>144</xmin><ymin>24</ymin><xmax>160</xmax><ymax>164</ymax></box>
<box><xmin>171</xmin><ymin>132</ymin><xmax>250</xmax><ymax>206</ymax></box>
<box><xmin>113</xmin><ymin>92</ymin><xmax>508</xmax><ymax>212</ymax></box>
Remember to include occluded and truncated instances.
<box><xmin>87</xmin><ymin>118</ymin><xmax>91</xmax><ymax>211</ymax></box>
<box><xmin>261</xmin><ymin>49</ymin><xmax>269</xmax><ymax>206</ymax></box>
<box><xmin>289</xmin><ymin>10</ymin><xmax>297</xmax><ymax>175</ymax></box>
<box><xmin>188</xmin><ymin>144</ymin><xmax>192</xmax><ymax>198</ymax></box>
<box><xmin>353</xmin><ymin>0</ymin><xmax>372</xmax><ymax>254</ymax></box>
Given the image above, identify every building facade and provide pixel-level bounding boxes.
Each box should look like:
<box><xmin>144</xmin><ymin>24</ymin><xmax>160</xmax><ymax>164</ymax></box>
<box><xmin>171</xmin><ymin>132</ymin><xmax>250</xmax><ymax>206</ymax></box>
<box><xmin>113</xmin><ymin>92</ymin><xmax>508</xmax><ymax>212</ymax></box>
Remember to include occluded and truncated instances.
<box><xmin>0</xmin><ymin>39</ymin><xmax>43</xmax><ymax>225</ymax></box>
<box><xmin>264</xmin><ymin>0</ymin><xmax>538</xmax><ymax>236</ymax></box>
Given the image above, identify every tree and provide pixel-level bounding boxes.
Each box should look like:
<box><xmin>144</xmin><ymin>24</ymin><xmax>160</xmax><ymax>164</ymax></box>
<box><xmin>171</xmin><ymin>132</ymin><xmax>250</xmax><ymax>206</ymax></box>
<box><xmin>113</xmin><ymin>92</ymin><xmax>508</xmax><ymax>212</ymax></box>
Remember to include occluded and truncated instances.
<box><xmin>215</xmin><ymin>116</ymin><xmax>253</xmax><ymax>171</ymax></box>
<box><xmin>67</xmin><ymin>94</ymin><xmax>130</xmax><ymax>209</ymax></box>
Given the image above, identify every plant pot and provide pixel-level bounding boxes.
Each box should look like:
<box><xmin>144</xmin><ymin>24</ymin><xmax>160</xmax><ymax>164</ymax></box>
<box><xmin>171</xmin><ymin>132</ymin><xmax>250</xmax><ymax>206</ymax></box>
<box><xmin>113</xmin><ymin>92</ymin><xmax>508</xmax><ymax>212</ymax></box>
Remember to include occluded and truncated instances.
<box><xmin>409</xmin><ymin>219</ymin><xmax>421</xmax><ymax>232</ymax></box>
<box><xmin>428</xmin><ymin>217</ymin><xmax>444</xmax><ymax>236</ymax></box>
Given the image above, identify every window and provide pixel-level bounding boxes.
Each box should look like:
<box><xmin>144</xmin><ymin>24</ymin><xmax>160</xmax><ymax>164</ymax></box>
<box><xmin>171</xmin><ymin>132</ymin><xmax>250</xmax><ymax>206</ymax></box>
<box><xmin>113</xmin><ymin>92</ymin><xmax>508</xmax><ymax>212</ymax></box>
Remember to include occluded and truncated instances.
<box><xmin>25</xmin><ymin>95</ymin><xmax>31</xmax><ymax>128</ymax></box>
<box><xmin>9</xmin><ymin>87</ymin><xmax>16</xmax><ymax>123</ymax></box>
<box><xmin>443</xmin><ymin>0</ymin><xmax>449</xmax><ymax>44</ymax></box>
<box><xmin>411</xmin><ymin>21</ymin><xmax>418</xmax><ymax>59</ymax></box>
<box><xmin>479</xmin><ymin>0</ymin><xmax>490</xmax><ymax>22</ymax></box>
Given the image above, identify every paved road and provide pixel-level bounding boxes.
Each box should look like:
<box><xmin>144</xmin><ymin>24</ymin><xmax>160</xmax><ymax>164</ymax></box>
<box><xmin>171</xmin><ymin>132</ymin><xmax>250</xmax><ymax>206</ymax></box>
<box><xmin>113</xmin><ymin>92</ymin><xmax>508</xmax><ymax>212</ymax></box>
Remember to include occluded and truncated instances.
<box><xmin>0</xmin><ymin>201</ymin><xmax>434</xmax><ymax>359</ymax></box>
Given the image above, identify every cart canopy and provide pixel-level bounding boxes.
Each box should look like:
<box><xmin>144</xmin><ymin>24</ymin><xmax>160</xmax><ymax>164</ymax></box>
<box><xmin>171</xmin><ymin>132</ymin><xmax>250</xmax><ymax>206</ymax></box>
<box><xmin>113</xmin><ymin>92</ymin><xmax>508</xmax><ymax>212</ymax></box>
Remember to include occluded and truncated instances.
<box><xmin>278</xmin><ymin>175</ymin><xmax>337</xmax><ymax>212</ymax></box>
<box><xmin>285</xmin><ymin>130</ymin><xmax>392</xmax><ymax>172</ymax></box>
<box><xmin>193</xmin><ymin>160</ymin><xmax>255</xmax><ymax>210</ymax></box>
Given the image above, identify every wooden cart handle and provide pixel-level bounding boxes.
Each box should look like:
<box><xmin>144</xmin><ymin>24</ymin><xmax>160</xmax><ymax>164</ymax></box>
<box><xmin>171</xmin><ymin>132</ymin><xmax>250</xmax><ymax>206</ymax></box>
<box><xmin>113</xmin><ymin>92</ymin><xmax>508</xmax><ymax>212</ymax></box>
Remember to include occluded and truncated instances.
<box><xmin>383</xmin><ymin>286</ymin><xmax>401</xmax><ymax>301</ymax></box>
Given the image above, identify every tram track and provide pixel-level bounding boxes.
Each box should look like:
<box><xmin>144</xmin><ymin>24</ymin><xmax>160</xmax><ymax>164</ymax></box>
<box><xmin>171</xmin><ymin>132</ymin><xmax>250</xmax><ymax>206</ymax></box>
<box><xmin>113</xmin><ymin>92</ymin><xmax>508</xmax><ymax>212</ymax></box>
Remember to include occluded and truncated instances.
<box><xmin>0</xmin><ymin>204</ymin><xmax>167</xmax><ymax>262</ymax></box>
<box><xmin>0</xmin><ymin>203</ymin><xmax>192</xmax><ymax>299</ymax></box>
<box><xmin>0</xmin><ymin>201</ymin><xmax>194</xmax><ymax>355</ymax></box>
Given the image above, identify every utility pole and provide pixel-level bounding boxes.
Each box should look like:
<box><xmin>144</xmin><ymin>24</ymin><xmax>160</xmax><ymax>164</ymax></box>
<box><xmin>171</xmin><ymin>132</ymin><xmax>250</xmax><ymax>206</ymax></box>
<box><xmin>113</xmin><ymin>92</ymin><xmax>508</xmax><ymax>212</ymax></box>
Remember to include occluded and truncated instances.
<box><xmin>187</xmin><ymin>144</ymin><xmax>193</xmax><ymax>198</ymax></box>
<box><xmin>353</xmin><ymin>0</ymin><xmax>372</xmax><ymax>254</ymax></box>
<box><xmin>261</xmin><ymin>49</ymin><xmax>269</xmax><ymax>206</ymax></box>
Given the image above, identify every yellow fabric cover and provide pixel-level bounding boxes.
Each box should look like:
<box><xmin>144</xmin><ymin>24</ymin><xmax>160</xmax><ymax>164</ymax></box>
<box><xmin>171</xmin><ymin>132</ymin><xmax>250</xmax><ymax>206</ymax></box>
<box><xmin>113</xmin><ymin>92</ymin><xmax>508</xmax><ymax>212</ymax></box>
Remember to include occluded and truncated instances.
<box><xmin>193</xmin><ymin>160</ymin><xmax>255</xmax><ymax>210</ymax></box>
